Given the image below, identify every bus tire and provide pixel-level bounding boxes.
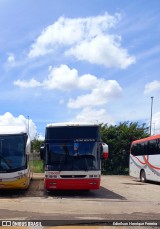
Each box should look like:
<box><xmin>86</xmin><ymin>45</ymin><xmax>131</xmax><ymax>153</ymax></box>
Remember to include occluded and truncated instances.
<box><xmin>140</xmin><ymin>170</ymin><xmax>146</xmax><ymax>183</ymax></box>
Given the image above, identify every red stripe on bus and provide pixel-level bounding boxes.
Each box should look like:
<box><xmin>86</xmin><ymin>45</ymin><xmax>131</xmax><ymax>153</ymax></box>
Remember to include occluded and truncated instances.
<box><xmin>134</xmin><ymin>155</ymin><xmax>148</xmax><ymax>165</ymax></box>
<box><xmin>134</xmin><ymin>155</ymin><xmax>160</xmax><ymax>170</ymax></box>
<box><xmin>143</xmin><ymin>156</ymin><xmax>160</xmax><ymax>170</ymax></box>
<box><xmin>132</xmin><ymin>134</ymin><xmax>160</xmax><ymax>145</ymax></box>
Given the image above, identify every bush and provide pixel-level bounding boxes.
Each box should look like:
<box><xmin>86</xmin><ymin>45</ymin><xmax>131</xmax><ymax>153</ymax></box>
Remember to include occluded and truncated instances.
<box><xmin>30</xmin><ymin>160</ymin><xmax>44</xmax><ymax>173</ymax></box>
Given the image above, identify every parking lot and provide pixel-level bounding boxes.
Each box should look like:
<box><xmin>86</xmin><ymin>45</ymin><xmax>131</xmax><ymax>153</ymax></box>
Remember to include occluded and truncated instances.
<box><xmin>0</xmin><ymin>175</ymin><xmax>160</xmax><ymax>224</ymax></box>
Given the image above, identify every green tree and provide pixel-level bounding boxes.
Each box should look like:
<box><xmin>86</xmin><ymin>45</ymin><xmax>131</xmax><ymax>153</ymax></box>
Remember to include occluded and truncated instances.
<box><xmin>32</xmin><ymin>139</ymin><xmax>44</xmax><ymax>153</ymax></box>
<box><xmin>100</xmin><ymin>121</ymin><xmax>149</xmax><ymax>175</ymax></box>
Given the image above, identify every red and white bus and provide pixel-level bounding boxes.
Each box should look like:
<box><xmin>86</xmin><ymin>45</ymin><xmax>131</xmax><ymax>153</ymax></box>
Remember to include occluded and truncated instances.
<box><xmin>130</xmin><ymin>134</ymin><xmax>160</xmax><ymax>182</ymax></box>
<box><xmin>41</xmin><ymin>122</ymin><xmax>108</xmax><ymax>190</ymax></box>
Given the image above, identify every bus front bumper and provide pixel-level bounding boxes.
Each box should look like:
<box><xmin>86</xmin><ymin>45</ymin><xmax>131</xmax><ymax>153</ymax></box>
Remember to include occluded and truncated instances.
<box><xmin>45</xmin><ymin>178</ymin><xmax>100</xmax><ymax>190</ymax></box>
<box><xmin>0</xmin><ymin>177</ymin><xmax>29</xmax><ymax>189</ymax></box>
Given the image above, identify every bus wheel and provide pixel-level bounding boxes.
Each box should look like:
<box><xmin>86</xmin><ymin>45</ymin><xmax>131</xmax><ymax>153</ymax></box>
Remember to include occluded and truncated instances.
<box><xmin>140</xmin><ymin>170</ymin><xmax>146</xmax><ymax>183</ymax></box>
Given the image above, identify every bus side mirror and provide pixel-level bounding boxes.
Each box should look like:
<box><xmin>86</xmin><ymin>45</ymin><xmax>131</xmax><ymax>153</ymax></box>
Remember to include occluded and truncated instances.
<box><xmin>26</xmin><ymin>137</ymin><xmax>31</xmax><ymax>155</ymax></box>
<box><xmin>102</xmin><ymin>143</ymin><xmax>108</xmax><ymax>160</ymax></box>
<box><xmin>40</xmin><ymin>144</ymin><xmax>45</xmax><ymax>160</ymax></box>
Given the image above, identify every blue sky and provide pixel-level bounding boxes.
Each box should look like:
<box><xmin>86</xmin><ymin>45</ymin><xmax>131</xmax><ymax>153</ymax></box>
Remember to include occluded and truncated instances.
<box><xmin>0</xmin><ymin>0</ymin><xmax>160</xmax><ymax>139</ymax></box>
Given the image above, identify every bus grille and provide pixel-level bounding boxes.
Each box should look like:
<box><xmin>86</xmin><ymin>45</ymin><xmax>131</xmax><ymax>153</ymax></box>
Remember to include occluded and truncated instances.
<box><xmin>60</xmin><ymin>175</ymin><xmax>86</xmax><ymax>178</ymax></box>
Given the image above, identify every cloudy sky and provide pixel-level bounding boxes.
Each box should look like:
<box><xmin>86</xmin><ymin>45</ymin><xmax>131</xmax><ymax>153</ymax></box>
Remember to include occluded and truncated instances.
<box><xmin>0</xmin><ymin>0</ymin><xmax>160</xmax><ymax>139</ymax></box>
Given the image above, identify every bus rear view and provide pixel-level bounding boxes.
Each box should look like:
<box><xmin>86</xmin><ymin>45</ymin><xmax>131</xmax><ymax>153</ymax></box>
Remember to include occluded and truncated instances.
<box><xmin>41</xmin><ymin>123</ymin><xmax>108</xmax><ymax>191</ymax></box>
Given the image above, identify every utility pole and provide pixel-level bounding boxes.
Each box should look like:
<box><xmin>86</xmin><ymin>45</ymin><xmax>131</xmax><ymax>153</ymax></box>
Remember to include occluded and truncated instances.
<box><xmin>27</xmin><ymin>116</ymin><xmax>30</xmax><ymax>136</ymax></box>
<box><xmin>150</xmin><ymin>96</ymin><xmax>154</xmax><ymax>136</ymax></box>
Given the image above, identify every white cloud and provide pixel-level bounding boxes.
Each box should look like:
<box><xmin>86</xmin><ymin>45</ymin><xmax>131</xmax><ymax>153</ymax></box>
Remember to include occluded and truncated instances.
<box><xmin>14</xmin><ymin>64</ymin><xmax>122</xmax><ymax>109</ymax></box>
<box><xmin>78</xmin><ymin>74</ymin><xmax>99</xmax><ymax>89</ymax></box>
<box><xmin>43</xmin><ymin>65</ymin><xmax>100</xmax><ymax>91</ymax></box>
<box><xmin>28</xmin><ymin>13</ymin><xmax>135</xmax><ymax>69</ymax></box>
<box><xmin>43</xmin><ymin>64</ymin><xmax>78</xmax><ymax>90</ymax></box>
<box><xmin>72</xmin><ymin>107</ymin><xmax>114</xmax><ymax>124</ymax></box>
<box><xmin>67</xmin><ymin>80</ymin><xmax>122</xmax><ymax>109</ymax></box>
<box><xmin>28</xmin><ymin>17</ymin><xmax>82</xmax><ymax>58</ymax></box>
<box><xmin>0</xmin><ymin>112</ymin><xmax>37</xmax><ymax>140</ymax></box>
<box><xmin>144</xmin><ymin>80</ymin><xmax>160</xmax><ymax>94</ymax></box>
<box><xmin>14</xmin><ymin>65</ymin><xmax>79</xmax><ymax>91</ymax></box>
<box><xmin>7</xmin><ymin>53</ymin><xmax>15</xmax><ymax>64</ymax></box>
<box><xmin>14</xmin><ymin>78</ymin><xmax>42</xmax><ymax>88</ymax></box>
<box><xmin>28</xmin><ymin>13</ymin><xmax>120</xmax><ymax>58</ymax></box>
<box><xmin>6</xmin><ymin>53</ymin><xmax>16</xmax><ymax>68</ymax></box>
<box><xmin>66</xmin><ymin>35</ymin><xmax>135</xmax><ymax>69</ymax></box>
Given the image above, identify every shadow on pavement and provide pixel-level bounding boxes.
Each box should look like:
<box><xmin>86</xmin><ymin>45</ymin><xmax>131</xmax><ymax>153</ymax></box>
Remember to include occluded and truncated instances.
<box><xmin>0</xmin><ymin>179</ymin><xmax>126</xmax><ymax>200</ymax></box>
<box><xmin>123</xmin><ymin>179</ymin><xmax>160</xmax><ymax>186</ymax></box>
<box><xmin>0</xmin><ymin>179</ymin><xmax>44</xmax><ymax>198</ymax></box>
<box><xmin>47</xmin><ymin>186</ymin><xmax>126</xmax><ymax>200</ymax></box>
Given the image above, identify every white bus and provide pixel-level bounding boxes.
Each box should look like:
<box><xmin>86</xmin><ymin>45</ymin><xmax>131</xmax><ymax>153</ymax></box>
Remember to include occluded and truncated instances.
<box><xmin>0</xmin><ymin>126</ymin><xmax>31</xmax><ymax>189</ymax></box>
<box><xmin>130</xmin><ymin>134</ymin><xmax>160</xmax><ymax>182</ymax></box>
<box><xmin>40</xmin><ymin>122</ymin><xmax>108</xmax><ymax>190</ymax></box>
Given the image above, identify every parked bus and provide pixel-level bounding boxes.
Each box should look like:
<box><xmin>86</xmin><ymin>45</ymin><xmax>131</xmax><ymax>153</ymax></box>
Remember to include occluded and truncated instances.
<box><xmin>130</xmin><ymin>134</ymin><xmax>160</xmax><ymax>182</ymax></box>
<box><xmin>0</xmin><ymin>126</ymin><xmax>31</xmax><ymax>189</ymax></box>
<box><xmin>41</xmin><ymin>122</ymin><xmax>108</xmax><ymax>190</ymax></box>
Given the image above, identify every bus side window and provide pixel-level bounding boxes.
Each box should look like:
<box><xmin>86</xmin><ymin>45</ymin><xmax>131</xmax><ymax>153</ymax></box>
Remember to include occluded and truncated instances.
<box><xmin>144</xmin><ymin>141</ymin><xmax>148</xmax><ymax>155</ymax></box>
<box><xmin>134</xmin><ymin>143</ymin><xmax>144</xmax><ymax>156</ymax></box>
<box><xmin>148</xmin><ymin>140</ymin><xmax>157</xmax><ymax>155</ymax></box>
<box><xmin>131</xmin><ymin>143</ymin><xmax>145</xmax><ymax>156</ymax></box>
<box><xmin>131</xmin><ymin>144</ymin><xmax>137</xmax><ymax>156</ymax></box>
<box><xmin>158</xmin><ymin>139</ymin><xmax>160</xmax><ymax>154</ymax></box>
<box><xmin>139</xmin><ymin>143</ymin><xmax>145</xmax><ymax>156</ymax></box>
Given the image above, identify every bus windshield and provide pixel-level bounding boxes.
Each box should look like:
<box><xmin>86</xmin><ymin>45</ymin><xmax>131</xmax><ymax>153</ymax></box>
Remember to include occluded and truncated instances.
<box><xmin>46</xmin><ymin>141</ymin><xmax>100</xmax><ymax>171</ymax></box>
<box><xmin>0</xmin><ymin>134</ymin><xmax>27</xmax><ymax>172</ymax></box>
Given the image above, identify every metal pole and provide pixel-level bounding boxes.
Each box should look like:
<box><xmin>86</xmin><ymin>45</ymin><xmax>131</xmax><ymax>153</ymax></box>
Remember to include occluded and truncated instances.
<box><xmin>28</xmin><ymin>116</ymin><xmax>30</xmax><ymax>136</ymax></box>
<box><xmin>150</xmin><ymin>96</ymin><xmax>154</xmax><ymax>136</ymax></box>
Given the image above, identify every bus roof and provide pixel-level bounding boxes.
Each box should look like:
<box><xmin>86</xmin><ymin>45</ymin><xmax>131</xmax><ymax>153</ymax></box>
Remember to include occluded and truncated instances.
<box><xmin>46</xmin><ymin>122</ymin><xmax>99</xmax><ymax>127</ymax></box>
<box><xmin>0</xmin><ymin>126</ymin><xmax>27</xmax><ymax>135</ymax></box>
<box><xmin>132</xmin><ymin>134</ymin><xmax>160</xmax><ymax>145</ymax></box>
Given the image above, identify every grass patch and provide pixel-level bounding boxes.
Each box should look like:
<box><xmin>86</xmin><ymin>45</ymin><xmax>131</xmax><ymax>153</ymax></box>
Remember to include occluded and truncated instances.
<box><xmin>30</xmin><ymin>160</ymin><xmax>44</xmax><ymax>173</ymax></box>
